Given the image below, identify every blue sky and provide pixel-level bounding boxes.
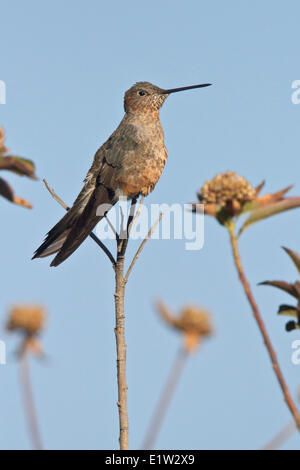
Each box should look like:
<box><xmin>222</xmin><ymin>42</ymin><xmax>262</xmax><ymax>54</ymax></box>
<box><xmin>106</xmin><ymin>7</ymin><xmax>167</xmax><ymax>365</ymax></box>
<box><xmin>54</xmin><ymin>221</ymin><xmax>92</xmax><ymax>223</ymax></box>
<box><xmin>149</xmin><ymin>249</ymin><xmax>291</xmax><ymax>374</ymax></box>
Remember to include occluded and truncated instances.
<box><xmin>1</xmin><ymin>0</ymin><xmax>300</xmax><ymax>450</ymax></box>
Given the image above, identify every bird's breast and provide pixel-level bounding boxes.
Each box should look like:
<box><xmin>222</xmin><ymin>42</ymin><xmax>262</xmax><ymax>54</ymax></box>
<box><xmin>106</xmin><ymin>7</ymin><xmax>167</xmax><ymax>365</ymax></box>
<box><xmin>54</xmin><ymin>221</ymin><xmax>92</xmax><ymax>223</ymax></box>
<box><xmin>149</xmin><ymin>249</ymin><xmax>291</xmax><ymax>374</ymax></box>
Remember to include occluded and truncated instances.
<box><xmin>116</xmin><ymin>121</ymin><xmax>167</xmax><ymax>198</ymax></box>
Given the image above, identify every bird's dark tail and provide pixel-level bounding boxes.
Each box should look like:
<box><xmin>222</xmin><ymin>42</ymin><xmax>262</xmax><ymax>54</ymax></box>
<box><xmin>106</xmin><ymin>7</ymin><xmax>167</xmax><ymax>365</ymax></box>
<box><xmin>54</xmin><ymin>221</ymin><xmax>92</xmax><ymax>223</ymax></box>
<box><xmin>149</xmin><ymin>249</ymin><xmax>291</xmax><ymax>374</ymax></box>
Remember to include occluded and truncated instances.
<box><xmin>33</xmin><ymin>184</ymin><xmax>116</xmax><ymax>266</ymax></box>
<box><xmin>50</xmin><ymin>185</ymin><xmax>115</xmax><ymax>266</ymax></box>
<box><xmin>32</xmin><ymin>208</ymin><xmax>80</xmax><ymax>260</ymax></box>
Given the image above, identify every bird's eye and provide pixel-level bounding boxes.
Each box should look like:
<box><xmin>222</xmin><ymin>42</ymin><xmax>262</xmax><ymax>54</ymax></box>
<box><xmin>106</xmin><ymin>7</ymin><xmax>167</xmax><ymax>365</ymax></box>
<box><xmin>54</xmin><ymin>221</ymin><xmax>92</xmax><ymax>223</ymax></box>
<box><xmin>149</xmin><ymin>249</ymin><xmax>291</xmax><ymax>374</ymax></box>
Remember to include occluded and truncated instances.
<box><xmin>138</xmin><ymin>91</ymin><xmax>146</xmax><ymax>96</ymax></box>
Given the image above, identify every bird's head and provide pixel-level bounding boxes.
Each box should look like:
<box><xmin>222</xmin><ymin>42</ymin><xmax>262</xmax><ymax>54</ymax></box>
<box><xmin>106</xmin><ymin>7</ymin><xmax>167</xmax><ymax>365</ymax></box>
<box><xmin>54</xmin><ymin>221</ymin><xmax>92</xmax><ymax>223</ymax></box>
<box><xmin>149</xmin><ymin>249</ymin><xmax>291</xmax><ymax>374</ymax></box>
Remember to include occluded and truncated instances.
<box><xmin>124</xmin><ymin>81</ymin><xmax>212</xmax><ymax>114</ymax></box>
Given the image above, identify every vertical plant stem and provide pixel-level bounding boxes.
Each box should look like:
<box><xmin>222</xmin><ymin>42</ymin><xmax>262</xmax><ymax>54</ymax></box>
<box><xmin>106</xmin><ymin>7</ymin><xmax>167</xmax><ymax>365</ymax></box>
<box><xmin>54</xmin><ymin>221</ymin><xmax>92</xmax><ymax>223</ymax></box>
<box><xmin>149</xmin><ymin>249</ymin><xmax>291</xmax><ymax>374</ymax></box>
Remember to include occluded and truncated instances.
<box><xmin>227</xmin><ymin>222</ymin><xmax>300</xmax><ymax>431</ymax></box>
<box><xmin>19</xmin><ymin>351</ymin><xmax>43</xmax><ymax>450</ymax></box>
<box><xmin>261</xmin><ymin>419</ymin><xmax>296</xmax><ymax>450</ymax></box>
<box><xmin>114</xmin><ymin>252</ymin><xmax>129</xmax><ymax>450</ymax></box>
<box><xmin>113</xmin><ymin>198</ymin><xmax>137</xmax><ymax>450</ymax></box>
<box><xmin>141</xmin><ymin>348</ymin><xmax>188</xmax><ymax>450</ymax></box>
<box><xmin>44</xmin><ymin>182</ymin><xmax>160</xmax><ymax>449</ymax></box>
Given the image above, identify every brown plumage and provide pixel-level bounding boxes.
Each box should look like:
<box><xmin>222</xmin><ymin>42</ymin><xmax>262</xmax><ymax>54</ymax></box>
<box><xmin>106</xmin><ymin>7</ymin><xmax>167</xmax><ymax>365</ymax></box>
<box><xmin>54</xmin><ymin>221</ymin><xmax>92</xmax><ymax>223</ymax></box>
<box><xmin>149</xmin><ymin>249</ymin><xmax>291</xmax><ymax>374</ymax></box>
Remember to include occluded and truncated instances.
<box><xmin>32</xmin><ymin>81</ymin><xmax>211</xmax><ymax>266</ymax></box>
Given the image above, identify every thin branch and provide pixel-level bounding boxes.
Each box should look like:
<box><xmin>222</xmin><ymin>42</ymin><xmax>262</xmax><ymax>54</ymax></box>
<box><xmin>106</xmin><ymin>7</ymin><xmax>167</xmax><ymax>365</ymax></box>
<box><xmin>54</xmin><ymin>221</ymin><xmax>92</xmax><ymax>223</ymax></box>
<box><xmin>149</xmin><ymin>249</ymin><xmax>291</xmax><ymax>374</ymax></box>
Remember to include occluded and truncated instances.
<box><xmin>119</xmin><ymin>198</ymin><xmax>137</xmax><ymax>256</ymax></box>
<box><xmin>19</xmin><ymin>352</ymin><xmax>43</xmax><ymax>450</ymax></box>
<box><xmin>227</xmin><ymin>222</ymin><xmax>300</xmax><ymax>431</ymax></box>
<box><xmin>261</xmin><ymin>419</ymin><xmax>296</xmax><ymax>450</ymax></box>
<box><xmin>89</xmin><ymin>232</ymin><xmax>116</xmax><ymax>268</ymax></box>
<box><xmin>114</xmin><ymin>252</ymin><xmax>128</xmax><ymax>449</ymax></box>
<box><xmin>105</xmin><ymin>214</ymin><xmax>119</xmax><ymax>240</ymax></box>
<box><xmin>43</xmin><ymin>180</ymin><xmax>158</xmax><ymax>449</ymax></box>
<box><xmin>118</xmin><ymin>205</ymin><xmax>125</xmax><ymax>252</ymax></box>
<box><xmin>125</xmin><ymin>212</ymin><xmax>163</xmax><ymax>283</ymax></box>
<box><xmin>113</xmin><ymin>197</ymin><xmax>138</xmax><ymax>449</ymax></box>
<box><xmin>43</xmin><ymin>178</ymin><xmax>116</xmax><ymax>268</ymax></box>
<box><xmin>128</xmin><ymin>196</ymin><xmax>144</xmax><ymax>235</ymax></box>
<box><xmin>43</xmin><ymin>179</ymin><xmax>69</xmax><ymax>210</ymax></box>
<box><xmin>141</xmin><ymin>348</ymin><xmax>188</xmax><ymax>450</ymax></box>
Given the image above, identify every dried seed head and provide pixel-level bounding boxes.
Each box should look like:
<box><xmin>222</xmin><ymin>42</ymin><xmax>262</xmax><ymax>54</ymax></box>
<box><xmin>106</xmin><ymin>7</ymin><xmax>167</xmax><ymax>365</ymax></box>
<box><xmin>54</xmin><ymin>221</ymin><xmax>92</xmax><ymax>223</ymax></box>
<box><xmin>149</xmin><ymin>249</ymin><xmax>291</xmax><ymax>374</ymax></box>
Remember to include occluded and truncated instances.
<box><xmin>156</xmin><ymin>301</ymin><xmax>213</xmax><ymax>353</ymax></box>
<box><xmin>7</xmin><ymin>305</ymin><xmax>46</xmax><ymax>335</ymax></box>
<box><xmin>199</xmin><ymin>171</ymin><xmax>256</xmax><ymax>207</ymax></box>
<box><xmin>173</xmin><ymin>305</ymin><xmax>213</xmax><ymax>338</ymax></box>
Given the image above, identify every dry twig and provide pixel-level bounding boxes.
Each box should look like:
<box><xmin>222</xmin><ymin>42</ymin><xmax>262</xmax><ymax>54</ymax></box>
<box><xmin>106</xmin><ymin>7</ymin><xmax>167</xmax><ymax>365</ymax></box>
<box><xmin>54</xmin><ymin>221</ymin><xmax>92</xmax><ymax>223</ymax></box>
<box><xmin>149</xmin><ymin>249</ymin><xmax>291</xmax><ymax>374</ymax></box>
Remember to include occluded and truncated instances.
<box><xmin>19</xmin><ymin>352</ymin><xmax>43</xmax><ymax>450</ymax></box>
<box><xmin>227</xmin><ymin>221</ymin><xmax>300</xmax><ymax>431</ymax></box>
<box><xmin>141</xmin><ymin>348</ymin><xmax>188</xmax><ymax>450</ymax></box>
<box><xmin>261</xmin><ymin>419</ymin><xmax>296</xmax><ymax>450</ymax></box>
<box><xmin>43</xmin><ymin>180</ymin><xmax>162</xmax><ymax>449</ymax></box>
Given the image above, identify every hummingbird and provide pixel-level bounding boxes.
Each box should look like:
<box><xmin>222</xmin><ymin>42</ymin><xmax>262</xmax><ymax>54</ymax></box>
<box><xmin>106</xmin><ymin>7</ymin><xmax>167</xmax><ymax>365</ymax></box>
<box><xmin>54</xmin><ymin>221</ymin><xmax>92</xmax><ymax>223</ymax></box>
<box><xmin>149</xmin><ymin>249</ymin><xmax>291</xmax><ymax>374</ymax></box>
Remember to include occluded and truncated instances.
<box><xmin>33</xmin><ymin>81</ymin><xmax>211</xmax><ymax>266</ymax></box>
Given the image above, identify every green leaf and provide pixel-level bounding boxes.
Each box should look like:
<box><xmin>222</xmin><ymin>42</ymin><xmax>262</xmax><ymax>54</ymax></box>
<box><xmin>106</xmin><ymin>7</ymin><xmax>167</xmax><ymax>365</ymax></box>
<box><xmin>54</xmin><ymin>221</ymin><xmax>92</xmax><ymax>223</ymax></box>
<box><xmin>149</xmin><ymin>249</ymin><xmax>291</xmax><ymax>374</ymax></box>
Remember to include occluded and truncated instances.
<box><xmin>239</xmin><ymin>197</ymin><xmax>300</xmax><ymax>235</ymax></box>
<box><xmin>0</xmin><ymin>155</ymin><xmax>37</xmax><ymax>179</ymax></box>
<box><xmin>282</xmin><ymin>246</ymin><xmax>300</xmax><ymax>275</ymax></box>
<box><xmin>277</xmin><ymin>304</ymin><xmax>298</xmax><ymax>318</ymax></box>
<box><xmin>238</xmin><ymin>200</ymin><xmax>261</xmax><ymax>216</ymax></box>
<box><xmin>259</xmin><ymin>280</ymin><xmax>299</xmax><ymax>299</ymax></box>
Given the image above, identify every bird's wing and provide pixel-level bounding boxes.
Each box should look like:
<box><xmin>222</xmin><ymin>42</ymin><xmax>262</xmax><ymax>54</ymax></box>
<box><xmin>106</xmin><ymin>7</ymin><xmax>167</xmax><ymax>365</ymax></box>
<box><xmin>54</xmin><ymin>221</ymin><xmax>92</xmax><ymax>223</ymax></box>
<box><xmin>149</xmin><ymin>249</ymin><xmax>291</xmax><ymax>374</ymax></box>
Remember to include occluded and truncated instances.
<box><xmin>34</xmin><ymin>118</ymin><xmax>141</xmax><ymax>266</ymax></box>
<box><xmin>32</xmin><ymin>135</ymin><xmax>119</xmax><ymax>260</ymax></box>
<box><xmin>50</xmin><ymin>144</ymin><xmax>124</xmax><ymax>267</ymax></box>
<box><xmin>32</xmin><ymin>145</ymin><xmax>106</xmax><ymax>259</ymax></box>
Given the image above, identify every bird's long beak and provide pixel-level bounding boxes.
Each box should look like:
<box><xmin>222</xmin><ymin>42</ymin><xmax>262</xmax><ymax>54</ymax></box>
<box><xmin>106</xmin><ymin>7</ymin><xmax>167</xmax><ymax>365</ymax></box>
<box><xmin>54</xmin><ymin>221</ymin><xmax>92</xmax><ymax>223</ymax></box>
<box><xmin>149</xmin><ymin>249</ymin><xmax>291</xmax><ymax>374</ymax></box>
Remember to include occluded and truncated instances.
<box><xmin>162</xmin><ymin>83</ymin><xmax>212</xmax><ymax>94</ymax></box>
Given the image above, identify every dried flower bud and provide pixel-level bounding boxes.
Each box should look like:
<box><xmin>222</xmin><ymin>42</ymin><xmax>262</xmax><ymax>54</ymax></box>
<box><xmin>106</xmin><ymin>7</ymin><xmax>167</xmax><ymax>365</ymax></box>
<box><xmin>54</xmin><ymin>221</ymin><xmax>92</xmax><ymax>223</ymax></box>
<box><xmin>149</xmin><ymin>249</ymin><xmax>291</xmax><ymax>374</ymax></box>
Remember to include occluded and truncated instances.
<box><xmin>173</xmin><ymin>305</ymin><xmax>213</xmax><ymax>337</ymax></box>
<box><xmin>7</xmin><ymin>305</ymin><xmax>45</xmax><ymax>335</ymax></box>
<box><xmin>157</xmin><ymin>301</ymin><xmax>213</xmax><ymax>352</ymax></box>
<box><xmin>198</xmin><ymin>171</ymin><xmax>256</xmax><ymax>207</ymax></box>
